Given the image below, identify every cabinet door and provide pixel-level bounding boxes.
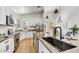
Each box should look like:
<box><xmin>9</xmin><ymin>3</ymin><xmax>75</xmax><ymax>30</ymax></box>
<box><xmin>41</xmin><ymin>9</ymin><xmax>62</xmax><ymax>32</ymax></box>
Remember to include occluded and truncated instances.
<box><xmin>0</xmin><ymin>7</ymin><xmax>3</xmax><ymax>24</ymax></box>
<box><xmin>0</xmin><ymin>43</ymin><xmax>2</xmax><ymax>52</ymax></box>
<box><xmin>1</xmin><ymin>40</ymin><xmax>10</xmax><ymax>53</ymax></box>
<box><xmin>0</xmin><ymin>37</ymin><xmax>14</xmax><ymax>53</ymax></box>
<box><xmin>39</xmin><ymin>40</ymin><xmax>50</xmax><ymax>53</ymax></box>
<box><xmin>0</xmin><ymin>7</ymin><xmax>10</xmax><ymax>25</ymax></box>
<box><xmin>6</xmin><ymin>7</ymin><xmax>10</xmax><ymax>16</ymax></box>
<box><xmin>9</xmin><ymin>36</ymin><xmax>14</xmax><ymax>53</ymax></box>
<box><xmin>1</xmin><ymin>7</ymin><xmax>7</xmax><ymax>25</ymax></box>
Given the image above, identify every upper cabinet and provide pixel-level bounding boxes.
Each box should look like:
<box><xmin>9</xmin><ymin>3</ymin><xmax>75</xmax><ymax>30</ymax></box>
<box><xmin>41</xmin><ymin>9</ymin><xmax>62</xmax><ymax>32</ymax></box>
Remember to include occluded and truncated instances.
<box><xmin>1</xmin><ymin>7</ymin><xmax>7</xmax><ymax>25</ymax></box>
<box><xmin>6</xmin><ymin>7</ymin><xmax>10</xmax><ymax>16</ymax></box>
<box><xmin>0</xmin><ymin>6</ymin><xmax>11</xmax><ymax>25</ymax></box>
<box><xmin>0</xmin><ymin>7</ymin><xmax>7</xmax><ymax>25</ymax></box>
<box><xmin>0</xmin><ymin>7</ymin><xmax>3</xmax><ymax>24</ymax></box>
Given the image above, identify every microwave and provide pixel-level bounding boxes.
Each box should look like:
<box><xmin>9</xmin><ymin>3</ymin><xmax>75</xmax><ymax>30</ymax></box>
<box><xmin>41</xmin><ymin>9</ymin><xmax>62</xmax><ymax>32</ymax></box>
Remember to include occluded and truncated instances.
<box><xmin>6</xmin><ymin>15</ymin><xmax>14</xmax><ymax>26</ymax></box>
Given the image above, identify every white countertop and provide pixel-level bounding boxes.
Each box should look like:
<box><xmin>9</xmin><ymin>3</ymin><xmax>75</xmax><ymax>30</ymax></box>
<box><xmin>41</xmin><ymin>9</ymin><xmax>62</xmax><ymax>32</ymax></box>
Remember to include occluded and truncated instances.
<box><xmin>33</xmin><ymin>33</ymin><xmax>79</xmax><ymax>53</ymax></box>
<box><xmin>49</xmin><ymin>37</ymin><xmax>79</xmax><ymax>53</ymax></box>
<box><xmin>61</xmin><ymin>39</ymin><xmax>79</xmax><ymax>53</ymax></box>
<box><xmin>40</xmin><ymin>36</ymin><xmax>79</xmax><ymax>53</ymax></box>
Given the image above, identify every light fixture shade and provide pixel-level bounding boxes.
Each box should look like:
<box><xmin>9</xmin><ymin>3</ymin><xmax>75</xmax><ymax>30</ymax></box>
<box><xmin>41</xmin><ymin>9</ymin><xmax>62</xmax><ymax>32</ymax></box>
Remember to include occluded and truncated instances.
<box><xmin>46</xmin><ymin>15</ymin><xmax>48</xmax><ymax>19</ymax></box>
<box><xmin>37</xmin><ymin>6</ymin><xmax>40</xmax><ymax>8</ymax></box>
<box><xmin>54</xmin><ymin>8</ymin><xmax>58</xmax><ymax>14</ymax></box>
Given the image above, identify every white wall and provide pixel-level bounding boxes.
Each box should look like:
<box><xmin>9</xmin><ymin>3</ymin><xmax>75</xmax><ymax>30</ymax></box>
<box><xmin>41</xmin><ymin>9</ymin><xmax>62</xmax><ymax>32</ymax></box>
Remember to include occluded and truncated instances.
<box><xmin>60</xmin><ymin>6</ymin><xmax>79</xmax><ymax>28</ymax></box>
<box><xmin>56</xmin><ymin>6</ymin><xmax>79</xmax><ymax>39</ymax></box>
<box><xmin>0</xmin><ymin>26</ymin><xmax>14</xmax><ymax>36</ymax></box>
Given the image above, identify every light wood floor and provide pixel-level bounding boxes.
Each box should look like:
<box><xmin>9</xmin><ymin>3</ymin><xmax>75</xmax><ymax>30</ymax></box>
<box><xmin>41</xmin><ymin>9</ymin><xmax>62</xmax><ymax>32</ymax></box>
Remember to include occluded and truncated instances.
<box><xmin>15</xmin><ymin>38</ymin><xmax>36</xmax><ymax>53</ymax></box>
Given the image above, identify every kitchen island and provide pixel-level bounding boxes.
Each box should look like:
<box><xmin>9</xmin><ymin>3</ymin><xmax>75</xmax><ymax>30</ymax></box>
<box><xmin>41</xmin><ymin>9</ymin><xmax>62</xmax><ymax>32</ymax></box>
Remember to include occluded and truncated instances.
<box><xmin>34</xmin><ymin>33</ymin><xmax>79</xmax><ymax>53</ymax></box>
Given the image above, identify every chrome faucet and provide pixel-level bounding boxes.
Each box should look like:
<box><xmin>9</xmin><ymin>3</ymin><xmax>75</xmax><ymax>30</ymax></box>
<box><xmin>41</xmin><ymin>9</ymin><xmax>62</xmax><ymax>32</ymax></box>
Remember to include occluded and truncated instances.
<box><xmin>54</xmin><ymin>26</ymin><xmax>62</xmax><ymax>40</ymax></box>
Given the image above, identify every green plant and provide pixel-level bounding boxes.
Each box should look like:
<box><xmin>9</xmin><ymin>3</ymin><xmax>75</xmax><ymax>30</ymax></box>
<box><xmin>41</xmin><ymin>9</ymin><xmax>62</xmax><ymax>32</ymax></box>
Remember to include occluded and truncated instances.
<box><xmin>69</xmin><ymin>24</ymin><xmax>79</xmax><ymax>36</ymax></box>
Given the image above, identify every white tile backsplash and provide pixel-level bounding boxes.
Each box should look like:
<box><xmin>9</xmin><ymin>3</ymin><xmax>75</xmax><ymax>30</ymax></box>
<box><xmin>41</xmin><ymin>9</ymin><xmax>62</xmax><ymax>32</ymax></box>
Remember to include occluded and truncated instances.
<box><xmin>0</xmin><ymin>26</ymin><xmax>14</xmax><ymax>36</ymax></box>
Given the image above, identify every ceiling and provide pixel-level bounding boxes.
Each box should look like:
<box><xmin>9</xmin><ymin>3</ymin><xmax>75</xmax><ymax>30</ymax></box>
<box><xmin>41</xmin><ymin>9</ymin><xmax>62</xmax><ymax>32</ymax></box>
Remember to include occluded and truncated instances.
<box><xmin>11</xmin><ymin>6</ymin><xmax>44</xmax><ymax>14</ymax></box>
<box><xmin>11</xmin><ymin>6</ymin><xmax>79</xmax><ymax>19</ymax></box>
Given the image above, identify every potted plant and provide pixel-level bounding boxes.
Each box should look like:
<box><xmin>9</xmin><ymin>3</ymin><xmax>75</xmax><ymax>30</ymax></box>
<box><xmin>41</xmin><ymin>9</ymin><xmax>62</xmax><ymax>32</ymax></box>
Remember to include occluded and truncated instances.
<box><xmin>69</xmin><ymin>24</ymin><xmax>79</xmax><ymax>36</ymax></box>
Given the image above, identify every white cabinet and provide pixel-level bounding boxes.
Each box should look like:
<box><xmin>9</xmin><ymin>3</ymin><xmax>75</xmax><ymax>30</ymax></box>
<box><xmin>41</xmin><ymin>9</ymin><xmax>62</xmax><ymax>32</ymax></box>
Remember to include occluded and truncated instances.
<box><xmin>0</xmin><ymin>6</ymin><xmax>11</xmax><ymax>25</ymax></box>
<box><xmin>1</xmin><ymin>39</ymin><xmax>10</xmax><ymax>53</ymax></box>
<box><xmin>8</xmin><ymin>36</ymin><xmax>14</xmax><ymax>53</ymax></box>
<box><xmin>0</xmin><ymin>7</ymin><xmax>4</xmax><ymax>25</ymax></box>
<box><xmin>6</xmin><ymin>7</ymin><xmax>10</xmax><ymax>16</ymax></box>
<box><xmin>0</xmin><ymin>7</ymin><xmax>2</xmax><ymax>23</ymax></box>
<box><xmin>0</xmin><ymin>43</ymin><xmax>2</xmax><ymax>52</ymax></box>
<box><xmin>39</xmin><ymin>40</ymin><xmax>50</xmax><ymax>53</ymax></box>
<box><xmin>0</xmin><ymin>36</ymin><xmax>14</xmax><ymax>53</ymax></box>
<box><xmin>1</xmin><ymin>7</ymin><xmax>7</xmax><ymax>25</ymax></box>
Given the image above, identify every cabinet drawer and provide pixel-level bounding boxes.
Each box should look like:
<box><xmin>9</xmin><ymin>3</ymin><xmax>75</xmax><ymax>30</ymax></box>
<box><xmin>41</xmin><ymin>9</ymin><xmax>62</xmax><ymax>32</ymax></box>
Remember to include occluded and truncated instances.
<box><xmin>1</xmin><ymin>40</ymin><xmax>10</xmax><ymax>53</ymax></box>
<box><xmin>0</xmin><ymin>36</ymin><xmax>14</xmax><ymax>53</ymax></box>
<box><xmin>39</xmin><ymin>40</ymin><xmax>50</xmax><ymax>53</ymax></box>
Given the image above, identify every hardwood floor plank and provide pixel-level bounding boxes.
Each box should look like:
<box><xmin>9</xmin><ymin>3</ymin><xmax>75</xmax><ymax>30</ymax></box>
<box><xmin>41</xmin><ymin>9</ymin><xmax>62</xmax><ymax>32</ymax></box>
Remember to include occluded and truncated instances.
<box><xmin>15</xmin><ymin>38</ymin><xmax>36</xmax><ymax>53</ymax></box>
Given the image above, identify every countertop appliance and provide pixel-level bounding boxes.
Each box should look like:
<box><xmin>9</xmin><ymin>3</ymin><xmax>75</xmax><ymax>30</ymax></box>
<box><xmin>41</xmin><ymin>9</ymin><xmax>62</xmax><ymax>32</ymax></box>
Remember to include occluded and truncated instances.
<box><xmin>6</xmin><ymin>15</ymin><xmax>14</xmax><ymax>26</ymax></box>
<box><xmin>7</xmin><ymin>29</ymin><xmax>14</xmax><ymax>35</ymax></box>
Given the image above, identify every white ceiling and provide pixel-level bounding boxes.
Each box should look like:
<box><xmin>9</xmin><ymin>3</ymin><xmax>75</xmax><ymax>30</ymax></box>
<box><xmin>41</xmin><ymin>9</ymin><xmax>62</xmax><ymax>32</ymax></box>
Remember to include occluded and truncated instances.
<box><xmin>11</xmin><ymin>6</ymin><xmax>44</xmax><ymax>14</ymax></box>
<box><xmin>44</xmin><ymin>6</ymin><xmax>59</xmax><ymax>12</ymax></box>
<box><xmin>10</xmin><ymin>6</ymin><xmax>79</xmax><ymax>18</ymax></box>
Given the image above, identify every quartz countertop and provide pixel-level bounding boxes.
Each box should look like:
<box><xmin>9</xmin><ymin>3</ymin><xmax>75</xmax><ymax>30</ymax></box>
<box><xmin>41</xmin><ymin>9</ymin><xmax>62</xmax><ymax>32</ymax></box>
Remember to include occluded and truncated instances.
<box><xmin>35</xmin><ymin>33</ymin><xmax>60</xmax><ymax>53</ymax></box>
<box><xmin>0</xmin><ymin>32</ymin><xmax>20</xmax><ymax>43</ymax></box>
<box><xmin>0</xmin><ymin>35</ymin><xmax>14</xmax><ymax>42</ymax></box>
<box><xmin>61</xmin><ymin>38</ymin><xmax>79</xmax><ymax>53</ymax></box>
<box><xmin>35</xmin><ymin>33</ymin><xmax>79</xmax><ymax>53</ymax></box>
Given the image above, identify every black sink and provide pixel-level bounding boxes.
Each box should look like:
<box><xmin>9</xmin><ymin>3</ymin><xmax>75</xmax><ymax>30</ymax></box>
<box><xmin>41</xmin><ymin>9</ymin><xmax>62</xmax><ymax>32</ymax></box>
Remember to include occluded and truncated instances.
<box><xmin>42</xmin><ymin>37</ymin><xmax>76</xmax><ymax>52</ymax></box>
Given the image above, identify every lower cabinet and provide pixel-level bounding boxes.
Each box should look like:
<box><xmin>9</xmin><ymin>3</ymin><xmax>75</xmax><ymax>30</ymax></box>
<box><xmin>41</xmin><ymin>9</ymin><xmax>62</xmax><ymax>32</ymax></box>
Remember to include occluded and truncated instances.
<box><xmin>39</xmin><ymin>40</ymin><xmax>50</xmax><ymax>53</ymax></box>
<box><xmin>1</xmin><ymin>40</ymin><xmax>10</xmax><ymax>53</ymax></box>
<box><xmin>0</xmin><ymin>43</ymin><xmax>2</xmax><ymax>52</ymax></box>
<box><xmin>9</xmin><ymin>36</ymin><xmax>14</xmax><ymax>53</ymax></box>
<box><xmin>0</xmin><ymin>36</ymin><xmax>14</xmax><ymax>53</ymax></box>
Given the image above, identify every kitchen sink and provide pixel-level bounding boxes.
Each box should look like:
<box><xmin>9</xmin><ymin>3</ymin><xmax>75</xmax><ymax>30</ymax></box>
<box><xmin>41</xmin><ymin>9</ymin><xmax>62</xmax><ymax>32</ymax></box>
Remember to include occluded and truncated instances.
<box><xmin>42</xmin><ymin>37</ymin><xmax>76</xmax><ymax>52</ymax></box>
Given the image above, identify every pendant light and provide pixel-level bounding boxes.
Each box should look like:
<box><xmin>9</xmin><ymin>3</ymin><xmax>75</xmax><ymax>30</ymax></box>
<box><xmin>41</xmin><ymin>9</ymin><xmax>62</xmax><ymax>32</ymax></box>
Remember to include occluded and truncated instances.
<box><xmin>37</xmin><ymin>6</ymin><xmax>40</xmax><ymax>8</ymax></box>
<box><xmin>46</xmin><ymin>15</ymin><xmax>48</xmax><ymax>19</ymax></box>
<box><xmin>54</xmin><ymin>8</ymin><xmax>58</xmax><ymax>15</ymax></box>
